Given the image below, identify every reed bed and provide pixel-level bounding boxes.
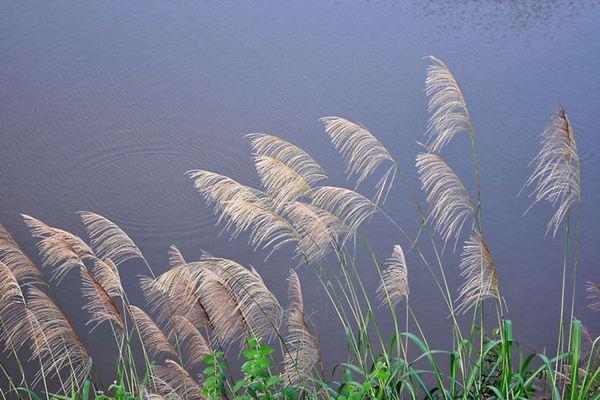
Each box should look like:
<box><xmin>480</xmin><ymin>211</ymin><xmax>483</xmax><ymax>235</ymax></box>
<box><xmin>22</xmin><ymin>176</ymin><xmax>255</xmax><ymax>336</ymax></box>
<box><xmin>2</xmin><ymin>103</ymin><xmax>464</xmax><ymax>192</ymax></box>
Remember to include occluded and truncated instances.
<box><xmin>0</xmin><ymin>57</ymin><xmax>598</xmax><ymax>400</ymax></box>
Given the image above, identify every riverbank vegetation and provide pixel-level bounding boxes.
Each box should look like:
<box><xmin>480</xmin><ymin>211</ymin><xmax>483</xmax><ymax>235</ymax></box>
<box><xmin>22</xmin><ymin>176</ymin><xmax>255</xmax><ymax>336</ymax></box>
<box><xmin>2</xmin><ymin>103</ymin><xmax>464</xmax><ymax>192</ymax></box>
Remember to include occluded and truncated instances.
<box><xmin>1</xmin><ymin>56</ymin><xmax>598</xmax><ymax>399</ymax></box>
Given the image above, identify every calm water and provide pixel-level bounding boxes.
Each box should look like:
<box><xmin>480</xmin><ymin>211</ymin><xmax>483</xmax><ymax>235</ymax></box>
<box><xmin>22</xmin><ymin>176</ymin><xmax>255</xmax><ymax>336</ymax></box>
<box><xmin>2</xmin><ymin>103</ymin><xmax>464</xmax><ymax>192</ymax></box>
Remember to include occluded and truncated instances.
<box><xmin>1</xmin><ymin>0</ymin><xmax>599</xmax><ymax>389</ymax></box>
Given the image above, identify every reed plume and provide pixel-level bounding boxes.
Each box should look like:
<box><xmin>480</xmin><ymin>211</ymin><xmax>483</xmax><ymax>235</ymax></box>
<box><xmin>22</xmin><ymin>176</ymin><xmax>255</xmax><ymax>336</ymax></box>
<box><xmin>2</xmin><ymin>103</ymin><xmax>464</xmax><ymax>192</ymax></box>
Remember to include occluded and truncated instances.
<box><xmin>377</xmin><ymin>245</ymin><xmax>409</xmax><ymax>306</ymax></box>
<box><xmin>22</xmin><ymin>214</ymin><xmax>94</xmax><ymax>282</ymax></box>
<box><xmin>168</xmin><ymin>244</ymin><xmax>186</xmax><ymax>268</ymax></box>
<box><xmin>416</xmin><ymin>153</ymin><xmax>473</xmax><ymax>245</ymax></box>
<box><xmin>187</xmin><ymin>170</ymin><xmax>299</xmax><ymax>253</ymax></box>
<box><xmin>186</xmin><ymin>170</ymin><xmax>264</xmax><ymax>216</ymax></box>
<box><xmin>0</xmin><ymin>261</ymin><xmax>30</xmax><ymax>351</ymax></box>
<box><xmin>141</xmin><ymin>271</ymin><xmax>210</xmax><ymax>331</ymax></box>
<box><xmin>92</xmin><ymin>258</ymin><xmax>123</xmax><ymax>299</ymax></box>
<box><xmin>207</xmin><ymin>256</ymin><xmax>282</xmax><ymax>340</ymax></box>
<box><xmin>253</xmin><ymin>155</ymin><xmax>315</xmax><ymax>209</ymax></box>
<box><xmin>321</xmin><ymin>116</ymin><xmax>397</xmax><ymax>205</ymax></box>
<box><xmin>199</xmin><ymin>269</ymin><xmax>248</xmax><ymax>345</ymax></box>
<box><xmin>522</xmin><ymin>106</ymin><xmax>580</xmax><ymax>236</ymax></box>
<box><xmin>248</xmin><ymin>133</ymin><xmax>326</xmax><ymax>208</ymax></box>
<box><xmin>283</xmin><ymin>270</ymin><xmax>319</xmax><ymax>385</ymax></box>
<box><xmin>425</xmin><ymin>56</ymin><xmax>472</xmax><ymax>152</ymax></box>
<box><xmin>79</xmin><ymin>212</ymin><xmax>143</xmax><ymax>266</ymax></box>
<box><xmin>80</xmin><ymin>269</ymin><xmax>124</xmax><ymax>331</ymax></box>
<box><xmin>0</xmin><ymin>223</ymin><xmax>44</xmax><ymax>286</ymax></box>
<box><xmin>586</xmin><ymin>282</ymin><xmax>600</xmax><ymax>312</ymax></box>
<box><xmin>27</xmin><ymin>287</ymin><xmax>92</xmax><ymax>389</ymax></box>
<box><xmin>152</xmin><ymin>360</ymin><xmax>203</xmax><ymax>399</ymax></box>
<box><xmin>311</xmin><ymin>186</ymin><xmax>377</xmax><ymax>234</ymax></box>
<box><xmin>221</xmin><ymin>196</ymin><xmax>300</xmax><ymax>253</ymax></box>
<box><xmin>285</xmin><ymin>201</ymin><xmax>350</xmax><ymax>263</ymax></box>
<box><xmin>170</xmin><ymin>316</ymin><xmax>212</xmax><ymax>368</ymax></box>
<box><xmin>247</xmin><ymin>133</ymin><xmax>327</xmax><ymax>183</ymax></box>
<box><xmin>456</xmin><ymin>234</ymin><xmax>501</xmax><ymax>314</ymax></box>
<box><xmin>128</xmin><ymin>305</ymin><xmax>177</xmax><ymax>359</ymax></box>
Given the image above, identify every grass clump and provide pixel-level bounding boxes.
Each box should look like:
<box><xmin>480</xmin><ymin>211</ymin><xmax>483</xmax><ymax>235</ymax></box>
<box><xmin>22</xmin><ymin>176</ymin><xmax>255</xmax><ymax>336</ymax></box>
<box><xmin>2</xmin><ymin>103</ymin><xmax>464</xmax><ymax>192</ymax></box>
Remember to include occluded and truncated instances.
<box><xmin>0</xmin><ymin>56</ymin><xmax>598</xmax><ymax>400</ymax></box>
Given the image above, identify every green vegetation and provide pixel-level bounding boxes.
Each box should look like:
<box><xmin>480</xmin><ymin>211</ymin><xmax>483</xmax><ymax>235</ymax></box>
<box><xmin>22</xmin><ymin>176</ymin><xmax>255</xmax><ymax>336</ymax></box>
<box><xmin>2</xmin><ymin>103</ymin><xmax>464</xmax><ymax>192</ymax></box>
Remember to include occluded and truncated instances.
<box><xmin>1</xmin><ymin>56</ymin><xmax>598</xmax><ymax>399</ymax></box>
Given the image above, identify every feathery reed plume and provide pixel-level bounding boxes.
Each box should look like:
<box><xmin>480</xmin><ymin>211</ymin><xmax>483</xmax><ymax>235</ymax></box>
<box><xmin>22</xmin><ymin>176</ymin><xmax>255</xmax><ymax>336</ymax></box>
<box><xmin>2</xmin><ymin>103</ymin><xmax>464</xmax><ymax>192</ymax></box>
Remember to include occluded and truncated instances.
<box><xmin>285</xmin><ymin>201</ymin><xmax>349</xmax><ymax>263</ymax></box>
<box><xmin>283</xmin><ymin>270</ymin><xmax>319</xmax><ymax>385</ymax></box>
<box><xmin>171</xmin><ymin>316</ymin><xmax>212</xmax><ymax>368</ymax></box>
<box><xmin>168</xmin><ymin>244</ymin><xmax>186</xmax><ymax>268</ymax></box>
<box><xmin>377</xmin><ymin>245</ymin><xmax>409</xmax><ymax>306</ymax></box>
<box><xmin>456</xmin><ymin>234</ymin><xmax>501</xmax><ymax>313</ymax></box>
<box><xmin>0</xmin><ymin>261</ymin><xmax>30</xmax><ymax>351</ymax></box>
<box><xmin>586</xmin><ymin>282</ymin><xmax>600</xmax><ymax>312</ymax></box>
<box><xmin>522</xmin><ymin>106</ymin><xmax>580</xmax><ymax>236</ymax></box>
<box><xmin>80</xmin><ymin>269</ymin><xmax>124</xmax><ymax>331</ymax></box>
<box><xmin>27</xmin><ymin>288</ymin><xmax>92</xmax><ymax>389</ymax></box>
<box><xmin>0</xmin><ymin>223</ymin><xmax>44</xmax><ymax>286</ymax></box>
<box><xmin>187</xmin><ymin>170</ymin><xmax>299</xmax><ymax>253</ymax></box>
<box><xmin>222</xmin><ymin>196</ymin><xmax>300</xmax><ymax>253</ymax></box>
<box><xmin>199</xmin><ymin>269</ymin><xmax>248</xmax><ymax>345</ymax></box>
<box><xmin>92</xmin><ymin>258</ymin><xmax>123</xmax><ymax>299</ymax></box>
<box><xmin>311</xmin><ymin>186</ymin><xmax>377</xmax><ymax>234</ymax></box>
<box><xmin>247</xmin><ymin>133</ymin><xmax>327</xmax><ymax>182</ymax></box>
<box><xmin>22</xmin><ymin>214</ymin><xmax>94</xmax><ymax>282</ymax></box>
<box><xmin>253</xmin><ymin>155</ymin><xmax>316</xmax><ymax>210</ymax></box>
<box><xmin>321</xmin><ymin>116</ymin><xmax>397</xmax><ymax>204</ymax></box>
<box><xmin>80</xmin><ymin>212</ymin><xmax>143</xmax><ymax>265</ymax></box>
<box><xmin>141</xmin><ymin>272</ymin><xmax>210</xmax><ymax>331</ymax></box>
<box><xmin>186</xmin><ymin>170</ymin><xmax>263</xmax><ymax>216</ymax></box>
<box><xmin>207</xmin><ymin>256</ymin><xmax>282</xmax><ymax>340</ymax></box>
<box><xmin>129</xmin><ymin>305</ymin><xmax>177</xmax><ymax>359</ymax></box>
<box><xmin>425</xmin><ymin>56</ymin><xmax>472</xmax><ymax>152</ymax></box>
<box><xmin>152</xmin><ymin>360</ymin><xmax>203</xmax><ymax>399</ymax></box>
<box><xmin>416</xmin><ymin>153</ymin><xmax>473</xmax><ymax>245</ymax></box>
<box><xmin>248</xmin><ymin>133</ymin><xmax>326</xmax><ymax>208</ymax></box>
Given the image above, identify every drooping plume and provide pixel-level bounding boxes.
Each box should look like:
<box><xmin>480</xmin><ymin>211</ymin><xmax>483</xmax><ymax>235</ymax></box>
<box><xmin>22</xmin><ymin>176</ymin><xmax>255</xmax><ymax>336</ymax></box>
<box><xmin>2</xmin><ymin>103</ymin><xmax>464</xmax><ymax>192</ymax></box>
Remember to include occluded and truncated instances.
<box><xmin>311</xmin><ymin>186</ymin><xmax>377</xmax><ymax>234</ymax></box>
<box><xmin>321</xmin><ymin>117</ymin><xmax>397</xmax><ymax>204</ymax></box>
<box><xmin>425</xmin><ymin>56</ymin><xmax>472</xmax><ymax>152</ymax></box>
<box><xmin>416</xmin><ymin>153</ymin><xmax>473</xmax><ymax>245</ymax></box>
<box><xmin>141</xmin><ymin>271</ymin><xmax>210</xmax><ymax>332</ymax></box>
<box><xmin>456</xmin><ymin>234</ymin><xmax>501</xmax><ymax>313</ymax></box>
<box><xmin>248</xmin><ymin>133</ymin><xmax>326</xmax><ymax>208</ymax></box>
<box><xmin>129</xmin><ymin>305</ymin><xmax>177</xmax><ymax>359</ymax></box>
<box><xmin>199</xmin><ymin>269</ymin><xmax>247</xmax><ymax>345</ymax></box>
<box><xmin>586</xmin><ymin>282</ymin><xmax>600</xmax><ymax>312</ymax></box>
<box><xmin>522</xmin><ymin>106</ymin><xmax>580</xmax><ymax>236</ymax></box>
<box><xmin>92</xmin><ymin>258</ymin><xmax>123</xmax><ymax>299</ymax></box>
<box><xmin>207</xmin><ymin>256</ymin><xmax>282</xmax><ymax>340</ymax></box>
<box><xmin>187</xmin><ymin>170</ymin><xmax>300</xmax><ymax>253</ymax></box>
<box><xmin>253</xmin><ymin>155</ymin><xmax>316</xmax><ymax>210</ymax></box>
<box><xmin>0</xmin><ymin>261</ymin><xmax>30</xmax><ymax>351</ymax></box>
<box><xmin>170</xmin><ymin>316</ymin><xmax>212</xmax><ymax>368</ymax></box>
<box><xmin>152</xmin><ymin>360</ymin><xmax>203</xmax><ymax>400</ymax></box>
<box><xmin>283</xmin><ymin>270</ymin><xmax>320</xmax><ymax>385</ymax></box>
<box><xmin>168</xmin><ymin>244</ymin><xmax>186</xmax><ymax>268</ymax></box>
<box><xmin>285</xmin><ymin>201</ymin><xmax>349</xmax><ymax>263</ymax></box>
<box><xmin>0</xmin><ymin>223</ymin><xmax>44</xmax><ymax>286</ymax></box>
<box><xmin>80</xmin><ymin>269</ymin><xmax>124</xmax><ymax>331</ymax></box>
<box><xmin>22</xmin><ymin>214</ymin><xmax>94</xmax><ymax>282</ymax></box>
<box><xmin>80</xmin><ymin>212</ymin><xmax>143</xmax><ymax>266</ymax></box>
<box><xmin>27</xmin><ymin>288</ymin><xmax>92</xmax><ymax>390</ymax></box>
<box><xmin>377</xmin><ymin>245</ymin><xmax>409</xmax><ymax>306</ymax></box>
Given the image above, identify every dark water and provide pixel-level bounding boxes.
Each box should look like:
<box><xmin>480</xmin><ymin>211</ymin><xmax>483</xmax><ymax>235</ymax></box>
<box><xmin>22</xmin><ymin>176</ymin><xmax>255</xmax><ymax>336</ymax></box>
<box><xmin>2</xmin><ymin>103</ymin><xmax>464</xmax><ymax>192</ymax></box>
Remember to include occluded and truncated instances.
<box><xmin>1</xmin><ymin>0</ymin><xmax>599</xmax><ymax>390</ymax></box>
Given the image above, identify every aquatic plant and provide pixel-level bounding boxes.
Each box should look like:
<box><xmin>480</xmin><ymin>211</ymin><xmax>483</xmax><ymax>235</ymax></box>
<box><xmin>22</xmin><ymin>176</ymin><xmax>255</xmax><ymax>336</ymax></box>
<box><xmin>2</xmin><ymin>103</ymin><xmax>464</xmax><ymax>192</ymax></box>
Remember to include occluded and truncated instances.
<box><xmin>0</xmin><ymin>56</ymin><xmax>597</xmax><ymax>400</ymax></box>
